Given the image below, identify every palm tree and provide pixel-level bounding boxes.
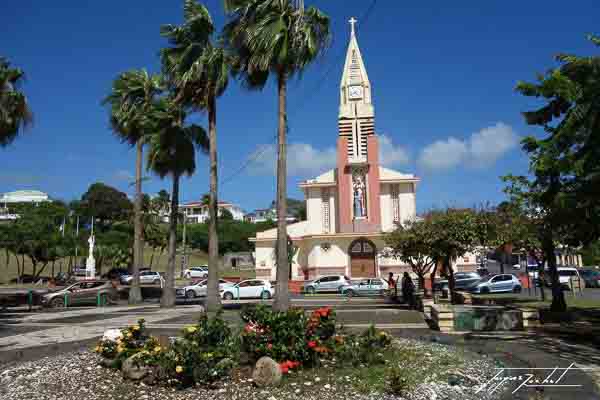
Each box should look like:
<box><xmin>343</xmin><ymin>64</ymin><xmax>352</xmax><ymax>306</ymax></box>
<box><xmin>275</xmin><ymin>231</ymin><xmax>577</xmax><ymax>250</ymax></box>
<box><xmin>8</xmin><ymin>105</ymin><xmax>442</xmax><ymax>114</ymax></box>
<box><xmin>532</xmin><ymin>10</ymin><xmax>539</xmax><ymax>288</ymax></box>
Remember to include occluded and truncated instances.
<box><xmin>161</xmin><ymin>0</ymin><xmax>230</xmax><ymax>313</ymax></box>
<box><xmin>223</xmin><ymin>0</ymin><xmax>330</xmax><ymax>311</ymax></box>
<box><xmin>0</xmin><ymin>57</ymin><xmax>33</xmax><ymax>147</ymax></box>
<box><xmin>146</xmin><ymin>98</ymin><xmax>209</xmax><ymax>307</ymax></box>
<box><xmin>103</xmin><ymin>70</ymin><xmax>162</xmax><ymax>304</ymax></box>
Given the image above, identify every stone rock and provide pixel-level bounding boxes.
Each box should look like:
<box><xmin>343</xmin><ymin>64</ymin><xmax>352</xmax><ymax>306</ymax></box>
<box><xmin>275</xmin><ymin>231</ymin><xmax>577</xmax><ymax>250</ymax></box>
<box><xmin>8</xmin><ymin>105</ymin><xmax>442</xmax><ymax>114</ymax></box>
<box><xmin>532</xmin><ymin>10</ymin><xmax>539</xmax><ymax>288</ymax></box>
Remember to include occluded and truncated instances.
<box><xmin>102</xmin><ymin>329</ymin><xmax>123</xmax><ymax>343</ymax></box>
<box><xmin>122</xmin><ymin>353</ymin><xmax>151</xmax><ymax>381</ymax></box>
<box><xmin>252</xmin><ymin>357</ymin><xmax>282</xmax><ymax>388</ymax></box>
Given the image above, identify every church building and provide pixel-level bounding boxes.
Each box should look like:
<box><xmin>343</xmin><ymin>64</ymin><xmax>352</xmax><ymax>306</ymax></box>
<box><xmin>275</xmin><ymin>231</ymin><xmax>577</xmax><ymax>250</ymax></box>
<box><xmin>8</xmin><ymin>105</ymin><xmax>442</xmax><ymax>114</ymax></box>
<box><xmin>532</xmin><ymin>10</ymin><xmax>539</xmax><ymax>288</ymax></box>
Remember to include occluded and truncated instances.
<box><xmin>251</xmin><ymin>19</ymin><xmax>429</xmax><ymax>281</ymax></box>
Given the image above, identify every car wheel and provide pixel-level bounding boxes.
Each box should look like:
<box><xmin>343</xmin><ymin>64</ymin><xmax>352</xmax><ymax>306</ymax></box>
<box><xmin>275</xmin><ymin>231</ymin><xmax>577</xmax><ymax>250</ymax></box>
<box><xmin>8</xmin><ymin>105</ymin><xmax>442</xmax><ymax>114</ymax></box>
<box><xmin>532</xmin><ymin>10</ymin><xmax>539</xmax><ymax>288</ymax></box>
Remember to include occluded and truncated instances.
<box><xmin>345</xmin><ymin>289</ymin><xmax>355</xmax><ymax>298</ymax></box>
<box><xmin>513</xmin><ymin>286</ymin><xmax>522</xmax><ymax>293</ymax></box>
<box><xmin>261</xmin><ymin>291</ymin><xmax>271</xmax><ymax>300</ymax></box>
<box><xmin>306</xmin><ymin>286</ymin><xmax>316</xmax><ymax>295</ymax></box>
<box><xmin>50</xmin><ymin>297</ymin><xmax>65</xmax><ymax>308</ymax></box>
<box><xmin>480</xmin><ymin>287</ymin><xmax>490</xmax><ymax>294</ymax></box>
<box><xmin>185</xmin><ymin>290</ymin><xmax>196</xmax><ymax>299</ymax></box>
<box><xmin>153</xmin><ymin>279</ymin><xmax>160</xmax><ymax>285</ymax></box>
<box><xmin>223</xmin><ymin>292</ymin><xmax>234</xmax><ymax>300</ymax></box>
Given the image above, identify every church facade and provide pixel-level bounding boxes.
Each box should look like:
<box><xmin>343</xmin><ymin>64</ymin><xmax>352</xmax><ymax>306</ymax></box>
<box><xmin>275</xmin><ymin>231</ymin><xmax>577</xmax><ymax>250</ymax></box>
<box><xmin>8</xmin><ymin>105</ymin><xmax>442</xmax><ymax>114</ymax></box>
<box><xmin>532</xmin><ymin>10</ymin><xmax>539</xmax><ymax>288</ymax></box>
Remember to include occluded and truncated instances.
<box><xmin>251</xmin><ymin>21</ymin><xmax>474</xmax><ymax>281</ymax></box>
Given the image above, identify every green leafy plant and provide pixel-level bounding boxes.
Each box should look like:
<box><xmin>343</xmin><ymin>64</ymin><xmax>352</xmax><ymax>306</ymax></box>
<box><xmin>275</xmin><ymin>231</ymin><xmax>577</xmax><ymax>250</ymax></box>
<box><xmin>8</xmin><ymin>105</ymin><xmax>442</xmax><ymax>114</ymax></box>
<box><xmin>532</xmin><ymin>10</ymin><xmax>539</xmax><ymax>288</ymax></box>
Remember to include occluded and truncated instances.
<box><xmin>386</xmin><ymin>365</ymin><xmax>414</xmax><ymax>396</ymax></box>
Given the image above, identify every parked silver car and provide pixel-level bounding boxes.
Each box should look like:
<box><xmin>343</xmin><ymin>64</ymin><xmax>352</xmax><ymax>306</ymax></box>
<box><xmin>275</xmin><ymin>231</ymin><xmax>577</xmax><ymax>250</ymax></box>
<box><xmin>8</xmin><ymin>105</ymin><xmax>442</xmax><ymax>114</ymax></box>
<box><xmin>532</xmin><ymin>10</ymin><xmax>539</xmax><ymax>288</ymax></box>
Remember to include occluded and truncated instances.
<box><xmin>340</xmin><ymin>278</ymin><xmax>389</xmax><ymax>297</ymax></box>
<box><xmin>122</xmin><ymin>271</ymin><xmax>162</xmax><ymax>285</ymax></box>
<box><xmin>42</xmin><ymin>280</ymin><xmax>118</xmax><ymax>308</ymax></box>
<box><xmin>177</xmin><ymin>279</ymin><xmax>235</xmax><ymax>298</ymax></box>
<box><xmin>470</xmin><ymin>274</ymin><xmax>522</xmax><ymax>294</ymax></box>
<box><xmin>304</xmin><ymin>275</ymin><xmax>351</xmax><ymax>294</ymax></box>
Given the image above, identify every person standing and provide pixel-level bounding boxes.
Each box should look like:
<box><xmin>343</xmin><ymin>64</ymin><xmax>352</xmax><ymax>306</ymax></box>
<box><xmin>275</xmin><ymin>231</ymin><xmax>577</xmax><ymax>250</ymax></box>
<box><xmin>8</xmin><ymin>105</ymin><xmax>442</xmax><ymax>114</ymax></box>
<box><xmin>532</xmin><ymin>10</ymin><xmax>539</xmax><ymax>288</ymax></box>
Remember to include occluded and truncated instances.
<box><xmin>386</xmin><ymin>272</ymin><xmax>397</xmax><ymax>298</ymax></box>
<box><xmin>401</xmin><ymin>272</ymin><xmax>415</xmax><ymax>308</ymax></box>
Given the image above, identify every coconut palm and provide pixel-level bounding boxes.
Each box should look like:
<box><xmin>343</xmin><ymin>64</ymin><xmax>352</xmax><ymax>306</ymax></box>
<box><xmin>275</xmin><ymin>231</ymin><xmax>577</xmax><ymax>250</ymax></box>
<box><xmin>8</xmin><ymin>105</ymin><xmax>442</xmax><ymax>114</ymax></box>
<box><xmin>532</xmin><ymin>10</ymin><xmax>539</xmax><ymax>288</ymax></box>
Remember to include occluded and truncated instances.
<box><xmin>0</xmin><ymin>57</ymin><xmax>33</xmax><ymax>147</ymax></box>
<box><xmin>161</xmin><ymin>0</ymin><xmax>230</xmax><ymax>312</ymax></box>
<box><xmin>103</xmin><ymin>69</ymin><xmax>162</xmax><ymax>304</ymax></box>
<box><xmin>145</xmin><ymin>98</ymin><xmax>209</xmax><ymax>307</ymax></box>
<box><xmin>223</xmin><ymin>0</ymin><xmax>330</xmax><ymax>311</ymax></box>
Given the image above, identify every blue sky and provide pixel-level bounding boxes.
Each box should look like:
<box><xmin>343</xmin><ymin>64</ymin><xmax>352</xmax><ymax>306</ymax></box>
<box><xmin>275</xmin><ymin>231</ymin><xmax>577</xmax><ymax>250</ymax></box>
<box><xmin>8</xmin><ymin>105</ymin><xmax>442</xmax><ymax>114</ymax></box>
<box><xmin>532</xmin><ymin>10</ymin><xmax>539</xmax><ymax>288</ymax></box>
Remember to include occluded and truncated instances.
<box><xmin>2</xmin><ymin>1</ymin><xmax>599</xmax><ymax>213</ymax></box>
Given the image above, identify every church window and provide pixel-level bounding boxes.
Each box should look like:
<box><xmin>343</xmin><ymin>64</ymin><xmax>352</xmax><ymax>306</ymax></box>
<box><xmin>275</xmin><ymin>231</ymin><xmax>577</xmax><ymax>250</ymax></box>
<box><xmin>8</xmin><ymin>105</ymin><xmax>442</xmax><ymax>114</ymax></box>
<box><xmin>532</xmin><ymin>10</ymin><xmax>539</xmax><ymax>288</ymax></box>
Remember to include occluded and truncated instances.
<box><xmin>392</xmin><ymin>184</ymin><xmax>400</xmax><ymax>223</ymax></box>
<box><xmin>321</xmin><ymin>189</ymin><xmax>330</xmax><ymax>233</ymax></box>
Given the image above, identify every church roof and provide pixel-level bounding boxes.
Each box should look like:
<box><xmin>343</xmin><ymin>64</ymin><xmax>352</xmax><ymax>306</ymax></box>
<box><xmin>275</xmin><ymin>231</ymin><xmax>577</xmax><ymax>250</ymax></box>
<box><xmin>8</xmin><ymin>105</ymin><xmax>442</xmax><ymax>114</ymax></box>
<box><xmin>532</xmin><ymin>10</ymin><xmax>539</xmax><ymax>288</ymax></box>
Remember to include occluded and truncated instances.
<box><xmin>300</xmin><ymin>166</ymin><xmax>419</xmax><ymax>189</ymax></box>
<box><xmin>379</xmin><ymin>167</ymin><xmax>419</xmax><ymax>183</ymax></box>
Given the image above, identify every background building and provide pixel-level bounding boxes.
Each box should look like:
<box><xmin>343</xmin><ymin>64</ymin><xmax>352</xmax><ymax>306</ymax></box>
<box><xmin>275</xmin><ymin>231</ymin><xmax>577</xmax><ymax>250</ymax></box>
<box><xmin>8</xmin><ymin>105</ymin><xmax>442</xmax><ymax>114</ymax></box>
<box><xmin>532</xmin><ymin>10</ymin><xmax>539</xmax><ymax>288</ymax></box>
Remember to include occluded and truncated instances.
<box><xmin>180</xmin><ymin>200</ymin><xmax>245</xmax><ymax>223</ymax></box>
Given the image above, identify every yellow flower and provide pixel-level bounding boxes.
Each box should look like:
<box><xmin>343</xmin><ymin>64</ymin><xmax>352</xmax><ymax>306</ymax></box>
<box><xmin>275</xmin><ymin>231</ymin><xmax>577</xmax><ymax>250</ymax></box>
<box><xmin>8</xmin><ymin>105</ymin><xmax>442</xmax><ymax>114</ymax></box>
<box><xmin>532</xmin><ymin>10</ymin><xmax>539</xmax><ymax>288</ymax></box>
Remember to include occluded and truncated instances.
<box><xmin>126</xmin><ymin>332</ymin><xmax>133</xmax><ymax>338</ymax></box>
<box><xmin>176</xmin><ymin>365</ymin><xmax>183</xmax><ymax>374</ymax></box>
<box><xmin>186</xmin><ymin>326</ymin><xmax>197</xmax><ymax>334</ymax></box>
<box><xmin>117</xmin><ymin>346</ymin><xmax>124</xmax><ymax>353</ymax></box>
<box><xmin>132</xmin><ymin>325</ymin><xmax>140</xmax><ymax>331</ymax></box>
<box><xmin>154</xmin><ymin>346</ymin><xmax>162</xmax><ymax>353</ymax></box>
<box><xmin>94</xmin><ymin>346</ymin><xmax>101</xmax><ymax>353</ymax></box>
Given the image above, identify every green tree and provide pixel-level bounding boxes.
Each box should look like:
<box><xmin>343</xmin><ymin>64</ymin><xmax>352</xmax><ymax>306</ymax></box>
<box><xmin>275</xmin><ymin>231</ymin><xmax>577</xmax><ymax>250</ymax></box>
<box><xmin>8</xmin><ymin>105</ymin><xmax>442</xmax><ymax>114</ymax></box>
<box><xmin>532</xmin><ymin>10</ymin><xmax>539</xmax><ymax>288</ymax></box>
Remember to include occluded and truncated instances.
<box><xmin>146</xmin><ymin>97</ymin><xmax>209</xmax><ymax>308</ymax></box>
<box><xmin>385</xmin><ymin>219</ymin><xmax>436</xmax><ymax>297</ymax></box>
<box><xmin>509</xmin><ymin>34</ymin><xmax>600</xmax><ymax>311</ymax></box>
<box><xmin>80</xmin><ymin>183</ymin><xmax>133</xmax><ymax>223</ymax></box>
<box><xmin>224</xmin><ymin>0</ymin><xmax>330</xmax><ymax>311</ymax></box>
<box><xmin>427</xmin><ymin>209</ymin><xmax>478</xmax><ymax>304</ymax></box>
<box><xmin>103</xmin><ymin>69</ymin><xmax>163</xmax><ymax>304</ymax></box>
<box><xmin>0</xmin><ymin>57</ymin><xmax>32</xmax><ymax>146</ymax></box>
<box><xmin>161</xmin><ymin>0</ymin><xmax>231</xmax><ymax>313</ymax></box>
<box><xmin>219</xmin><ymin>208</ymin><xmax>234</xmax><ymax>221</ymax></box>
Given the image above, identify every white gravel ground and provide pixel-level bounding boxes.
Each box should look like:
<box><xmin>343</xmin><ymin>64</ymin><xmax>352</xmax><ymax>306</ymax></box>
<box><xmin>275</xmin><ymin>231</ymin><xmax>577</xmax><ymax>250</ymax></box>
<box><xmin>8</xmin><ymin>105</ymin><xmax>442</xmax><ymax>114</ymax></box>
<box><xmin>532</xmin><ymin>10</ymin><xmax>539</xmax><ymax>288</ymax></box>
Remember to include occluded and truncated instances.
<box><xmin>0</xmin><ymin>344</ymin><xmax>503</xmax><ymax>400</ymax></box>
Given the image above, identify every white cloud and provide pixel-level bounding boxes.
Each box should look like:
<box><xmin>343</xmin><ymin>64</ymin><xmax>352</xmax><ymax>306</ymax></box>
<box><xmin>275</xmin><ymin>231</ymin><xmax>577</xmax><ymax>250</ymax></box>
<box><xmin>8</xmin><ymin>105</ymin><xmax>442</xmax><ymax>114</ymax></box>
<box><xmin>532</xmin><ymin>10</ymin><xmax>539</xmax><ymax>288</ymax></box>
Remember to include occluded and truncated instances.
<box><xmin>417</xmin><ymin>122</ymin><xmax>518</xmax><ymax>172</ymax></box>
<box><xmin>248</xmin><ymin>135</ymin><xmax>410</xmax><ymax>177</ymax></box>
<box><xmin>248</xmin><ymin>143</ymin><xmax>337</xmax><ymax>177</ymax></box>
<box><xmin>379</xmin><ymin>134</ymin><xmax>410</xmax><ymax>166</ymax></box>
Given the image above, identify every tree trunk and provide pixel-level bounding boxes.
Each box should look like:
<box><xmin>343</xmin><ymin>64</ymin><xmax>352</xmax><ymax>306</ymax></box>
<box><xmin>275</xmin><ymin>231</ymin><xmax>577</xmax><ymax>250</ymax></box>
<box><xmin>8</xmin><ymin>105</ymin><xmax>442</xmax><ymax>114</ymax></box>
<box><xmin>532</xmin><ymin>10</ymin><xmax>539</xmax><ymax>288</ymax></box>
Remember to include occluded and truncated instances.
<box><xmin>206</xmin><ymin>94</ymin><xmax>222</xmax><ymax>313</ymax></box>
<box><xmin>446</xmin><ymin>257</ymin><xmax>457</xmax><ymax>304</ymax></box>
<box><xmin>274</xmin><ymin>70</ymin><xmax>290</xmax><ymax>312</ymax></box>
<box><xmin>543</xmin><ymin>236</ymin><xmax>566</xmax><ymax>311</ymax></box>
<box><xmin>149</xmin><ymin>251</ymin><xmax>155</xmax><ymax>269</ymax></box>
<box><xmin>129</xmin><ymin>140</ymin><xmax>144</xmax><ymax>304</ymax></box>
<box><xmin>418</xmin><ymin>273</ymin><xmax>427</xmax><ymax>298</ymax></box>
<box><xmin>51</xmin><ymin>261</ymin><xmax>55</xmax><ymax>278</ymax></box>
<box><xmin>4</xmin><ymin>249</ymin><xmax>9</xmax><ymax>284</ymax></box>
<box><xmin>161</xmin><ymin>175</ymin><xmax>180</xmax><ymax>308</ymax></box>
<box><xmin>430</xmin><ymin>261</ymin><xmax>438</xmax><ymax>298</ymax></box>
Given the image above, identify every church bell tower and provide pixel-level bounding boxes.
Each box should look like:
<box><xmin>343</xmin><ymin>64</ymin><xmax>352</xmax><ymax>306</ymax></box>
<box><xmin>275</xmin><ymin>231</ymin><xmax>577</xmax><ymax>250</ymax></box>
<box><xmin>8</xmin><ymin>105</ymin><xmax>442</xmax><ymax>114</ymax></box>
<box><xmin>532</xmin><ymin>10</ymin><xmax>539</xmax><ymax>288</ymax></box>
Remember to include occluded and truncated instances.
<box><xmin>337</xmin><ymin>18</ymin><xmax>381</xmax><ymax>234</ymax></box>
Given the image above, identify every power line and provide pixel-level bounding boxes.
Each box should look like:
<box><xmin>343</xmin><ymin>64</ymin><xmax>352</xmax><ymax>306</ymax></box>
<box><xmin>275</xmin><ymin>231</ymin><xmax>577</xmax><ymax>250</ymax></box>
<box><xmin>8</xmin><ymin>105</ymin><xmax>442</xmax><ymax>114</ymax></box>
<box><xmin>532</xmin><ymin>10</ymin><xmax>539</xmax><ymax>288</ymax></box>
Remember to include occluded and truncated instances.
<box><xmin>220</xmin><ymin>0</ymin><xmax>379</xmax><ymax>188</ymax></box>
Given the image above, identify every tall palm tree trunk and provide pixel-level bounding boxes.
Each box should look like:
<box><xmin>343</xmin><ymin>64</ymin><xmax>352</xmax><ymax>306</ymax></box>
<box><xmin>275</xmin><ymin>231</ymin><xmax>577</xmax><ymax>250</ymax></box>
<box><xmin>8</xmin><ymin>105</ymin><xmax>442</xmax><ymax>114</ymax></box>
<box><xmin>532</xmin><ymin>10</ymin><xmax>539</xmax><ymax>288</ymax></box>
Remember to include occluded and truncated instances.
<box><xmin>206</xmin><ymin>94</ymin><xmax>221</xmax><ymax>313</ymax></box>
<box><xmin>161</xmin><ymin>174</ymin><xmax>180</xmax><ymax>308</ymax></box>
<box><xmin>274</xmin><ymin>71</ymin><xmax>290</xmax><ymax>312</ymax></box>
<box><xmin>130</xmin><ymin>140</ymin><xmax>144</xmax><ymax>304</ymax></box>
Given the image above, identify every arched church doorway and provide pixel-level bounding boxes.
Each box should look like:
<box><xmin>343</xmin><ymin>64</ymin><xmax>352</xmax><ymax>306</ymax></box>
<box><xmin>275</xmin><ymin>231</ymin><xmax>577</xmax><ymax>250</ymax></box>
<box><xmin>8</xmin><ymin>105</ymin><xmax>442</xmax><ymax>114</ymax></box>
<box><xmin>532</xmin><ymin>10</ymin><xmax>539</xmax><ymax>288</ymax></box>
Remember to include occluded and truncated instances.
<box><xmin>349</xmin><ymin>238</ymin><xmax>377</xmax><ymax>278</ymax></box>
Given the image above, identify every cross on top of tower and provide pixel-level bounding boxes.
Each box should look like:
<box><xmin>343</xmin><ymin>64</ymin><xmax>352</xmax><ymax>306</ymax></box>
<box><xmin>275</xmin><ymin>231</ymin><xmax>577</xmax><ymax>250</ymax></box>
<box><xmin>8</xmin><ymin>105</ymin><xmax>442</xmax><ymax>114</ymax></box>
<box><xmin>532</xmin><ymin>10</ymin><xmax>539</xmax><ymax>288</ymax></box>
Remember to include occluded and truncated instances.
<box><xmin>349</xmin><ymin>17</ymin><xmax>357</xmax><ymax>36</ymax></box>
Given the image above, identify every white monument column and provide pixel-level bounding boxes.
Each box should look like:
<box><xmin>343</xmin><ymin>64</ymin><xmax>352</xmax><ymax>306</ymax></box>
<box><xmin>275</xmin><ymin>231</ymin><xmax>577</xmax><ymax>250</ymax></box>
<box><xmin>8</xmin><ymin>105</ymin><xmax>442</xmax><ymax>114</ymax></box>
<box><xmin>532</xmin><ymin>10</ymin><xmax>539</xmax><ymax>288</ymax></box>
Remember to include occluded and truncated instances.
<box><xmin>86</xmin><ymin>218</ymin><xmax>96</xmax><ymax>278</ymax></box>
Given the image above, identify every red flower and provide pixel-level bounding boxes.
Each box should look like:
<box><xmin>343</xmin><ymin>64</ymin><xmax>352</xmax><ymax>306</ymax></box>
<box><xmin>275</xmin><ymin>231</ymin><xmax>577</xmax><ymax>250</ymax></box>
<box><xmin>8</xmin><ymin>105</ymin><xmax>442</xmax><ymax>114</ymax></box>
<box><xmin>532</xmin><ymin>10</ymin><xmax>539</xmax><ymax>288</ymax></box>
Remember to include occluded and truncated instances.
<box><xmin>308</xmin><ymin>341</ymin><xmax>317</xmax><ymax>348</ymax></box>
<box><xmin>267</xmin><ymin>343</ymin><xmax>273</xmax><ymax>350</ymax></box>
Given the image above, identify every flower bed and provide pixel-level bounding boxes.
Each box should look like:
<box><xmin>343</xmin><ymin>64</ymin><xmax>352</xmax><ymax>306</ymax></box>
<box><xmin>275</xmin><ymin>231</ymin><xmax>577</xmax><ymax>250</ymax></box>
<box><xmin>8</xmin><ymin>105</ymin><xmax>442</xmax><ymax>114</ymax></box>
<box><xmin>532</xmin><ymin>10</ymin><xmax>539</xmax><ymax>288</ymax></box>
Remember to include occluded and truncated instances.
<box><xmin>90</xmin><ymin>306</ymin><xmax>503</xmax><ymax>398</ymax></box>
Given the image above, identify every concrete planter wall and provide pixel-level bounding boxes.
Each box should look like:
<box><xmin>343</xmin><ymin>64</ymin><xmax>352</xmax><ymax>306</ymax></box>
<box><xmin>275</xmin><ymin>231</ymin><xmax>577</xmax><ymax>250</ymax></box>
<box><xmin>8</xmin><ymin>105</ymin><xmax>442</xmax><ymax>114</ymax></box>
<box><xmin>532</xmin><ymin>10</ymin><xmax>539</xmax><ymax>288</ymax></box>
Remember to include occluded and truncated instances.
<box><xmin>430</xmin><ymin>304</ymin><xmax>541</xmax><ymax>333</ymax></box>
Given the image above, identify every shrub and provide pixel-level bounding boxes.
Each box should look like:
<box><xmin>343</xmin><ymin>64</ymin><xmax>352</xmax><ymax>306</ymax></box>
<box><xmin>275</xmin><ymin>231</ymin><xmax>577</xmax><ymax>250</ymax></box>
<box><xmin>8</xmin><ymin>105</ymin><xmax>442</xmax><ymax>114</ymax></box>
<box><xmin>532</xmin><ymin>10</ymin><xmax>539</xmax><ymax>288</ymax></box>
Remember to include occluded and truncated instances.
<box><xmin>386</xmin><ymin>365</ymin><xmax>414</xmax><ymax>396</ymax></box>
<box><xmin>241</xmin><ymin>305</ymin><xmax>314</xmax><ymax>365</ymax></box>
<box><xmin>155</xmin><ymin>313</ymin><xmax>238</xmax><ymax>387</ymax></box>
<box><xmin>330</xmin><ymin>325</ymin><xmax>392</xmax><ymax>366</ymax></box>
<box><xmin>94</xmin><ymin>319</ymin><xmax>153</xmax><ymax>367</ymax></box>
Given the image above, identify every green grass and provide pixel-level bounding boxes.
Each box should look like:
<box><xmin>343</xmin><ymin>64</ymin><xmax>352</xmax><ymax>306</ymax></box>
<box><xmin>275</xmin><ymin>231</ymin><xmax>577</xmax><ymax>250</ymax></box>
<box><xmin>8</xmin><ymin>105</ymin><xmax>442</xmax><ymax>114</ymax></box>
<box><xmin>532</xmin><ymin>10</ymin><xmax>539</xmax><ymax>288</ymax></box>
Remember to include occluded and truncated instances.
<box><xmin>0</xmin><ymin>246</ymin><xmax>255</xmax><ymax>284</ymax></box>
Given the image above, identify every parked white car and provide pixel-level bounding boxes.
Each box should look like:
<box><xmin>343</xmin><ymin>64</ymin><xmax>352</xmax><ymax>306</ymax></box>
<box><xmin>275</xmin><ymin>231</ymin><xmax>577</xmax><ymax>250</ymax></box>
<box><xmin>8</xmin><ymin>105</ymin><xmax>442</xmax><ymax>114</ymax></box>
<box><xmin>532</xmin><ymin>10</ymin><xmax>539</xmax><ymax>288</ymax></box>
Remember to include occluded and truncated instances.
<box><xmin>557</xmin><ymin>267</ymin><xmax>582</xmax><ymax>288</ymax></box>
<box><xmin>183</xmin><ymin>266</ymin><xmax>208</xmax><ymax>279</ymax></box>
<box><xmin>178</xmin><ymin>279</ymin><xmax>235</xmax><ymax>299</ymax></box>
<box><xmin>123</xmin><ymin>270</ymin><xmax>162</xmax><ymax>285</ymax></box>
<box><xmin>221</xmin><ymin>279</ymin><xmax>274</xmax><ymax>300</ymax></box>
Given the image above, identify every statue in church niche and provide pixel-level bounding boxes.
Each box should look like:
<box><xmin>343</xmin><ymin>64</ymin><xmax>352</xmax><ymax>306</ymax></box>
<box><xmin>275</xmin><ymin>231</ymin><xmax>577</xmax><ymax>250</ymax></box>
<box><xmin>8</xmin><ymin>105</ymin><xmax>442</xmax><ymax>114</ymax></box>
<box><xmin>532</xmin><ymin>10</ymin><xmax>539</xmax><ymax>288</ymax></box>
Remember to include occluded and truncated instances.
<box><xmin>352</xmin><ymin>170</ymin><xmax>367</xmax><ymax>218</ymax></box>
